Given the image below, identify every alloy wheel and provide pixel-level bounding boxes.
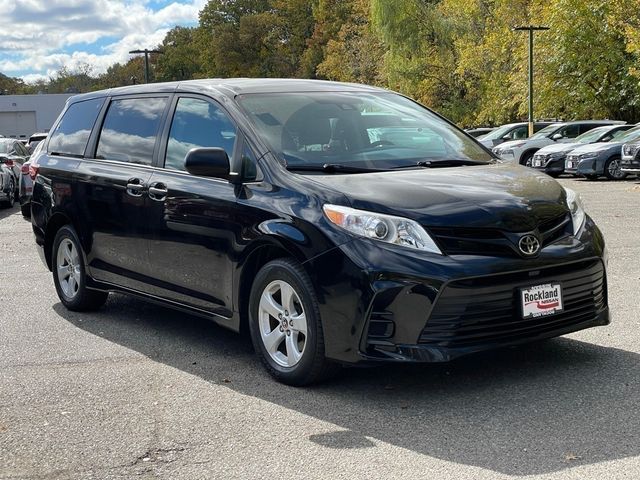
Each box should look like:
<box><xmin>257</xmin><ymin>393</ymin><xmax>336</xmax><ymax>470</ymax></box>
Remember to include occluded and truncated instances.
<box><xmin>258</xmin><ymin>280</ymin><xmax>308</xmax><ymax>367</ymax></box>
<box><xmin>56</xmin><ymin>238</ymin><xmax>81</xmax><ymax>299</ymax></box>
<box><xmin>608</xmin><ymin>158</ymin><xmax>624</xmax><ymax>179</ymax></box>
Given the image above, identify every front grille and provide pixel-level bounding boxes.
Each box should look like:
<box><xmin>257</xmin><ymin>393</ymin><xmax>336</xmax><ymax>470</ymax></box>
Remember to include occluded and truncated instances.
<box><xmin>418</xmin><ymin>260</ymin><xmax>606</xmax><ymax>348</ymax></box>
<box><xmin>429</xmin><ymin>213</ymin><xmax>571</xmax><ymax>257</ymax></box>
<box><xmin>532</xmin><ymin>154</ymin><xmax>547</xmax><ymax>168</ymax></box>
<box><xmin>622</xmin><ymin>143</ymin><xmax>639</xmax><ymax>157</ymax></box>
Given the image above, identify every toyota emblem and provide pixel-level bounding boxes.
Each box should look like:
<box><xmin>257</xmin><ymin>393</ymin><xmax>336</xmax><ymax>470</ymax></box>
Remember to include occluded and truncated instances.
<box><xmin>519</xmin><ymin>234</ymin><xmax>540</xmax><ymax>256</ymax></box>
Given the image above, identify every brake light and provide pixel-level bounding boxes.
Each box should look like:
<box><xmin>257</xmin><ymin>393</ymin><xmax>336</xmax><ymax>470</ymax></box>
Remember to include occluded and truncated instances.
<box><xmin>29</xmin><ymin>163</ymin><xmax>39</xmax><ymax>181</ymax></box>
<box><xmin>4</xmin><ymin>159</ymin><xmax>14</xmax><ymax>167</ymax></box>
<box><xmin>21</xmin><ymin>162</ymin><xmax>30</xmax><ymax>174</ymax></box>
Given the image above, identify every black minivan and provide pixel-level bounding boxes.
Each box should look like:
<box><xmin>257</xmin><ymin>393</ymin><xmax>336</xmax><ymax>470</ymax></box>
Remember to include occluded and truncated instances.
<box><xmin>31</xmin><ymin>79</ymin><xmax>609</xmax><ymax>385</ymax></box>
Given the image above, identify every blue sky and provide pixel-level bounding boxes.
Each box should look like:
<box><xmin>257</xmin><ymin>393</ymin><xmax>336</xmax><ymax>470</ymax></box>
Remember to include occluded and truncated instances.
<box><xmin>0</xmin><ymin>0</ymin><xmax>206</xmax><ymax>83</ymax></box>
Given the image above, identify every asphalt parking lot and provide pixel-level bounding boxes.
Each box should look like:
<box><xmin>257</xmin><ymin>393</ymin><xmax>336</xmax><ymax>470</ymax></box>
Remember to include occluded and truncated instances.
<box><xmin>1</xmin><ymin>177</ymin><xmax>639</xmax><ymax>480</ymax></box>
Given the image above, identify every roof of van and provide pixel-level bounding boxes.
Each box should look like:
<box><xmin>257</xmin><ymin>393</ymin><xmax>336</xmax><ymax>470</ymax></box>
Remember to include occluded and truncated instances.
<box><xmin>67</xmin><ymin>79</ymin><xmax>387</xmax><ymax>104</ymax></box>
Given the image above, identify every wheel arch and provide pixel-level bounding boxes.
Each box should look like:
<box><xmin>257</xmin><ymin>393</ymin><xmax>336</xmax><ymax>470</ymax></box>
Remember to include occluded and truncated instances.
<box><xmin>235</xmin><ymin>236</ymin><xmax>316</xmax><ymax>335</ymax></box>
<box><xmin>43</xmin><ymin>212</ymin><xmax>74</xmax><ymax>271</ymax></box>
<box><xmin>520</xmin><ymin>148</ymin><xmax>539</xmax><ymax>165</ymax></box>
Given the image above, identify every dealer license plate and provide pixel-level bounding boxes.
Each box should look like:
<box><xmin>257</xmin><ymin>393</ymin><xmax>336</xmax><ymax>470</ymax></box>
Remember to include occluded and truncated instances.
<box><xmin>521</xmin><ymin>283</ymin><xmax>563</xmax><ymax>319</ymax></box>
<box><xmin>533</xmin><ymin>158</ymin><xmax>543</xmax><ymax>167</ymax></box>
<box><xmin>566</xmin><ymin>161</ymin><xmax>576</xmax><ymax>169</ymax></box>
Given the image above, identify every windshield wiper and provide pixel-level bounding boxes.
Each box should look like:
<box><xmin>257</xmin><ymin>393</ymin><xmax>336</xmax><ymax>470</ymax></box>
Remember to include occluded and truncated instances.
<box><xmin>392</xmin><ymin>159</ymin><xmax>494</xmax><ymax>169</ymax></box>
<box><xmin>286</xmin><ymin>163</ymin><xmax>389</xmax><ymax>173</ymax></box>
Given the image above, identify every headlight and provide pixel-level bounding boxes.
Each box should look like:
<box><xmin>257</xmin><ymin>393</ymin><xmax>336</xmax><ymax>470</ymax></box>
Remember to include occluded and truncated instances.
<box><xmin>564</xmin><ymin>188</ymin><xmax>586</xmax><ymax>235</ymax></box>
<box><xmin>323</xmin><ymin>204</ymin><xmax>442</xmax><ymax>254</ymax></box>
<box><xmin>579</xmin><ymin>152</ymin><xmax>598</xmax><ymax>160</ymax></box>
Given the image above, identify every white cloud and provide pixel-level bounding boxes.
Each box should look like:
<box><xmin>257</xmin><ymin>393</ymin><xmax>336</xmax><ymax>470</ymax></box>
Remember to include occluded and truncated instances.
<box><xmin>0</xmin><ymin>0</ymin><xmax>206</xmax><ymax>82</ymax></box>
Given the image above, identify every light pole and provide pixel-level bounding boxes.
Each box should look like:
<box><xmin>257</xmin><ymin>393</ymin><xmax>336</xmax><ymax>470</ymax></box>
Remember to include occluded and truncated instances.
<box><xmin>513</xmin><ymin>25</ymin><xmax>549</xmax><ymax>136</ymax></box>
<box><xmin>128</xmin><ymin>49</ymin><xmax>162</xmax><ymax>84</ymax></box>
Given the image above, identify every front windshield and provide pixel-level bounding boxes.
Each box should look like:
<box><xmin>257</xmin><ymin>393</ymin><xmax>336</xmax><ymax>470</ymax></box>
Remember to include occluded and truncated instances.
<box><xmin>575</xmin><ymin>126</ymin><xmax>612</xmax><ymax>144</ymax></box>
<box><xmin>618</xmin><ymin>126</ymin><xmax>640</xmax><ymax>143</ymax></box>
<box><xmin>530</xmin><ymin>124</ymin><xmax>563</xmax><ymax>140</ymax></box>
<box><xmin>479</xmin><ymin>124</ymin><xmax>516</xmax><ymax>141</ymax></box>
<box><xmin>238</xmin><ymin>92</ymin><xmax>493</xmax><ymax>169</ymax></box>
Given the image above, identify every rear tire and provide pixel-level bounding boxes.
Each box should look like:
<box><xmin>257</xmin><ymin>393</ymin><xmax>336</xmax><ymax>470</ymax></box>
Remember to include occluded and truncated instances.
<box><xmin>21</xmin><ymin>202</ymin><xmax>30</xmax><ymax>218</ymax></box>
<box><xmin>248</xmin><ymin>258</ymin><xmax>339</xmax><ymax>386</ymax></box>
<box><xmin>1</xmin><ymin>178</ymin><xmax>15</xmax><ymax>208</ymax></box>
<box><xmin>52</xmin><ymin>225</ymin><xmax>108</xmax><ymax>311</ymax></box>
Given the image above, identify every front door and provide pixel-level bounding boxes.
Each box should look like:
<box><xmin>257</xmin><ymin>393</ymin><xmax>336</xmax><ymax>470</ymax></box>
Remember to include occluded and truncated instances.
<box><xmin>145</xmin><ymin>96</ymin><xmax>241</xmax><ymax>316</ymax></box>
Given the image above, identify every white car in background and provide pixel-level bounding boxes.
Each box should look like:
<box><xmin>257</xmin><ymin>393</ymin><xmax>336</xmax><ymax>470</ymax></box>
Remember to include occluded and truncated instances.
<box><xmin>492</xmin><ymin>120</ymin><xmax>626</xmax><ymax>166</ymax></box>
<box><xmin>478</xmin><ymin>121</ymin><xmax>554</xmax><ymax>149</ymax></box>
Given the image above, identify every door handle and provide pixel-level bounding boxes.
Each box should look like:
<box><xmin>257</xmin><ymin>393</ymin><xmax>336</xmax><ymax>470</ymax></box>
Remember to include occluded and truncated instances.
<box><xmin>126</xmin><ymin>178</ymin><xmax>146</xmax><ymax>197</ymax></box>
<box><xmin>148</xmin><ymin>182</ymin><xmax>168</xmax><ymax>201</ymax></box>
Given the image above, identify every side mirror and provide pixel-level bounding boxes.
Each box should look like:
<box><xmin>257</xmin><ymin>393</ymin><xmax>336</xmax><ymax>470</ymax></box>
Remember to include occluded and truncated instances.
<box><xmin>551</xmin><ymin>133</ymin><xmax>563</xmax><ymax>141</ymax></box>
<box><xmin>184</xmin><ymin>148</ymin><xmax>231</xmax><ymax>180</ymax></box>
<box><xmin>601</xmin><ymin>136</ymin><xmax>612</xmax><ymax>143</ymax></box>
<box><xmin>502</xmin><ymin>134</ymin><xmax>511</xmax><ymax>140</ymax></box>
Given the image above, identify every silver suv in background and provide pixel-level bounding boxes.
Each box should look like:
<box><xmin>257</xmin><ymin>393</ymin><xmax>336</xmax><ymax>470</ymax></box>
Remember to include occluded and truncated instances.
<box><xmin>621</xmin><ymin>139</ymin><xmax>640</xmax><ymax>175</ymax></box>
<box><xmin>493</xmin><ymin>120</ymin><xmax>626</xmax><ymax>166</ymax></box>
<box><xmin>478</xmin><ymin>121</ymin><xmax>554</xmax><ymax>149</ymax></box>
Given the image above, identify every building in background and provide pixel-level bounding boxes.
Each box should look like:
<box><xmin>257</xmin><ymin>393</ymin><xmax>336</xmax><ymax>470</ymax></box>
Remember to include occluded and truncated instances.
<box><xmin>0</xmin><ymin>94</ymin><xmax>73</xmax><ymax>139</ymax></box>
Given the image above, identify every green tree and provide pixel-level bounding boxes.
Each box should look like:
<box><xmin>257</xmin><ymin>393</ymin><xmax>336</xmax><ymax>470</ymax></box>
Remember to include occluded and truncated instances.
<box><xmin>534</xmin><ymin>0</ymin><xmax>640</xmax><ymax>122</ymax></box>
<box><xmin>371</xmin><ymin>0</ymin><xmax>471</xmax><ymax>121</ymax></box>
<box><xmin>316</xmin><ymin>0</ymin><xmax>385</xmax><ymax>85</ymax></box>
<box><xmin>155</xmin><ymin>26</ymin><xmax>203</xmax><ymax>81</ymax></box>
<box><xmin>94</xmin><ymin>58</ymin><xmax>146</xmax><ymax>89</ymax></box>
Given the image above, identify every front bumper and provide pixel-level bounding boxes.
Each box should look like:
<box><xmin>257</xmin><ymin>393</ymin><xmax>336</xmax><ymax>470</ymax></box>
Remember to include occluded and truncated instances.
<box><xmin>532</xmin><ymin>156</ymin><xmax>565</xmax><ymax>175</ymax></box>
<box><xmin>621</xmin><ymin>158</ymin><xmax>640</xmax><ymax>174</ymax></box>
<box><xmin>307</xmin><ymin>217</ymin><xmax>609</xmax><ymax>364</ymax></box>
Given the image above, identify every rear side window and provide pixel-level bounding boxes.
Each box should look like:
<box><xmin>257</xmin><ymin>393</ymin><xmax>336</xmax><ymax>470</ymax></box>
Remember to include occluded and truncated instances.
<box><xmin>48</xmin><ymin>98</ymin><xmax>105</xmax><ymax>157</ymax></box>
<box><xmin>96</xmin><ymin>97</ymin><xmax>168</xmax><ymax>165</ymax></box>
<box><xmin>558</xmin><ymin>124</ymin><xmax>580</xmax><ymax>138</ymax></box>
<box><xmin>165</xmin><ymin>97</ymin><xmax>237</xmax><ymax>171</ymax></box>
<box><xmin>579</xmin><ymin>124</ymin><xmax>607</xmax><ymax>135</ymax></box>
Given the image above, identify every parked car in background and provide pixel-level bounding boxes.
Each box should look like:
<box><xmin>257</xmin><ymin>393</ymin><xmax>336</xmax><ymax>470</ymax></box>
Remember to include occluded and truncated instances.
<box><xmin>620</xmin><ymin>139</ymin><xmax>640</xmax><ymax>176</ymax></box>
<box><xmin>0</xmin><ymin>161</ymin><xmax>17</xmax><ymax>207</ymax></box>
<box><xmin>492</xmin><ymin>120</ymin><xmax>626</xmax><ymax>166</ymax></box>
<box><xmin>478</xmin><ymin>121</ymin><xmax>554</xmax><ymax>149</ymax></box>
<box><xmin>19</xmin><ymin>139</ymin><xmax>45</xmax><ymax>217</ymax></box>
<box><xmin>566</xmin><ymin>125</ymin><xmax>640</xmax><ymax>180</ymax></box>
<box><xmin>0</xmin><ymin>138</ymin><xmax>30</xmax><ymax>208</ymax></box>
<box><xmin>31</xmin><ymin>79</ymin><xmax>609</xmax><ymax>386</ymax></box>
<box><xmin>531</xmin><ymin>124</ymin><xmax>633</xmax><ymax>177</ymax></box>
<box><xmin>465</xmin><ymin>127</ymin><xmax>495</xmax><ymax>138</ymax></box>
<box><xmin>26</xmin><ymin>133</ymin><xmax>48</xmax><ymax>153</ymax></box>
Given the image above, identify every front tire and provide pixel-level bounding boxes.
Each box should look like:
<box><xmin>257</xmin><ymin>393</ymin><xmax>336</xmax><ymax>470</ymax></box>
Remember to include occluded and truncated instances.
<box><xmin>248</xmin><ymin>258</ymin><xmax>338</xmax><ymax>386</ymax></box>
<box><xmin>520</xmin><ymin>151</ymin><xmax>534</xmax><ymax>167</ymax></box>
<box><xmin>52</xmin><ymin>225</ymin><xmax>108</xmax><ymax>311</ymax></box>
<box><xmin>604</xmin><ymin>157</ymin><xmax>627</xmax><ymax>180</ymax></box>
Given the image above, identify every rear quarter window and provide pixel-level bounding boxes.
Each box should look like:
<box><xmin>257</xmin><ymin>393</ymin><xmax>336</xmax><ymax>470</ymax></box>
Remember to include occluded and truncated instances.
<box><xmin>48</xmin><ymin>98</ymin><xmax>105</xmax><ymax>157</ymax></box>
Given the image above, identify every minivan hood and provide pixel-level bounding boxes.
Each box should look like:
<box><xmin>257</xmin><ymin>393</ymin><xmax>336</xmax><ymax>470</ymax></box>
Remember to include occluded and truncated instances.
<box><xmin>309</xmin><ymin>163</ymin><xmax>567</xmax><ymax>232</ymax></box>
